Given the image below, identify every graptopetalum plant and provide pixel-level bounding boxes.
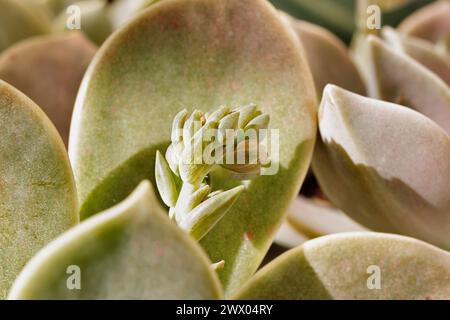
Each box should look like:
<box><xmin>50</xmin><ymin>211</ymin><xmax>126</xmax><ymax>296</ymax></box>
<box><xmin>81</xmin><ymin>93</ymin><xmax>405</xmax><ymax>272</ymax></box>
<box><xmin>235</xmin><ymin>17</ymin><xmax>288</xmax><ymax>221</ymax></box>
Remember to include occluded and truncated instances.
<box><xmin>0</xmin><ymin>0</ymin><xmax>450</xmax><ymax>300</ymax></box>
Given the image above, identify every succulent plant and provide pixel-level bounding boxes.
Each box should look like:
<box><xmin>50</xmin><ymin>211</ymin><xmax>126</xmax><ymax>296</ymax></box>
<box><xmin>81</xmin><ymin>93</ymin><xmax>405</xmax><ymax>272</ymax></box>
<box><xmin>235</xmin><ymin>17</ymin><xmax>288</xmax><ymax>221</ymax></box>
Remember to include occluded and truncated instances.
<box><xmin>0</xmin><ymin>0</ymin><xmax>450</xmax><ymax>301</ymax></box>
<box><xmin>68</xmin><ymin>0</ymin><xmax>317</xmax><ymax>297</ymax></box>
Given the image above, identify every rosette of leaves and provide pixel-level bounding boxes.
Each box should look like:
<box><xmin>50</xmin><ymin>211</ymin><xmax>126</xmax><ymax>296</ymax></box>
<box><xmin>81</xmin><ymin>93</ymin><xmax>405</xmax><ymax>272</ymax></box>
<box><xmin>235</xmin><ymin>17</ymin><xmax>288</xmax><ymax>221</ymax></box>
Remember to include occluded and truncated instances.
<box><xmin>155</xmin><ymin>106</ymin><xmax>270</xmax><ymax>240</ymax></box>
<box><xmin>1</xmin><ymin>0</ymin><xmax>450</xmax><ymax>300</ymax></box>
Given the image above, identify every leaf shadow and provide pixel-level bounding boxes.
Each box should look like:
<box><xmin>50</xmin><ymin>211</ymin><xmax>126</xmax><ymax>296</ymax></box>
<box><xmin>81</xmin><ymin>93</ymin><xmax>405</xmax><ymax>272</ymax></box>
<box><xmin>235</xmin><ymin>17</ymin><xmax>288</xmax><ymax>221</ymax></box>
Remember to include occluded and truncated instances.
<box><xmin>312</xmin><ymin>138</ymin><xmax>450</xmax><ymax>249</ymax></box>
<box><xmin>80</xmin><ymin>141</ymin><xmax>169</xmax><ymax>220</ymax></box>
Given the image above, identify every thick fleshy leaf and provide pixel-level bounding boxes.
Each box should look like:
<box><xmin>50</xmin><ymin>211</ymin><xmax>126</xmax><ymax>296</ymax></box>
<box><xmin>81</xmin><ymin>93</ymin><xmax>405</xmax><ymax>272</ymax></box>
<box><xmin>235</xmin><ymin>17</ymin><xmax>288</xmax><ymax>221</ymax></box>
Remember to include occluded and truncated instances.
<box><xmin>235</xmin><ymin>232</ymin><xmax>450</xmax><ymax>299</ymax></box>
<box><xmin>312</xmin><ymin>85</ymin><xmax>450</xmax><ymax>249</ymax></box>
<box><xmin>0</xmin><ymin>80</ymin><xmax>78</xmax><ymax>299</ymax></box>
<box><xmin>288</xmin><ymin>196</ymin><xmax>367</xmax><ymax>239</ymax></box>
<box><xmin>398</xmin><ymin>0</ymin><xmax>450</xmax><ymax>45</ymax></box>
<box><xmin>8</xmin><ymin>181</ymin><xmax>222</xmax><ymax>299</ymax></box>
<box><xmin>0</xmin><ymin>0</ymin><xmax>51</xmax><ymax>52</ymax></box>
<box><xmin>356</xmin><ymin>35</ymin><xmax>450</xmax><ymax>135</ymax></box>
<box><xmin>69</xmin><ymin>0</ymin><xmax>317</xmax><ymax>296</ymax></box>
<box><xmin>382</xmin><ymin>27</ymin><xmax>450</xmax><ymax>86</ymax></box>
<box><xmin>179</xmin><ymin>185</ymin><xmax>244</xmax><ymax>241</ymax></box>
<box><xmin>284</xmin><ymin>14</ymin><xmax>366</xmax><ymax>97</ymax></box>
<box><xmin>0</xmin><ymin>32</ymin><xmax>96</xmax><ymax>145</ymax></box>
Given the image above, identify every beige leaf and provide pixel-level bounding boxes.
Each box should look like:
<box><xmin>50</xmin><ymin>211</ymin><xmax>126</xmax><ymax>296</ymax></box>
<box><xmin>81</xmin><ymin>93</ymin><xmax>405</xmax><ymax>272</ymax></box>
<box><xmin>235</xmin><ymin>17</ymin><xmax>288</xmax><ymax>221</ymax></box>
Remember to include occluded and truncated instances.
<box><xmin>382</xmin><ymin>26</ymin><xmax>450</xmax><ymax>86</ymax></box>
<box><xmin>288</xmin><ymin>196</ymin><xmax>367</xmax><ymax>239</ymax></box>
<box><xmin>356</xmin><ymin>34</ymin><xmax>450</xmax><ymax>135</ymax></box>
<box><xmin>398</xmin><ymin>0</ymin><xmax>450</xmax><ymax>44</ymax></box>
<box><xmin>312</xmin><ymin>84</ymin><xmax>450</xmax><ymax>249</ymax></box>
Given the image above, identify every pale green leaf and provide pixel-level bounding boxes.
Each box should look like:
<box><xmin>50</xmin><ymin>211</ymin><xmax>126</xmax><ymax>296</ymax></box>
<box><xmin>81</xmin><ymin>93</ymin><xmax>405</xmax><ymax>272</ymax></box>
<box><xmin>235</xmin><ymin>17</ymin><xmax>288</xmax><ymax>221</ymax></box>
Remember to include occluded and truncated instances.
<box><xmin>0</xmin><ymin>80</ymin><xmax>78</xmax><ymax>299</ymax></box>
<box><xmin>235</xmin><ymin>232</ymin><xmax>450</xmax><ymax>299</ymax></box>
<box><xmin>8</xmin><ymin>181</ymin><xmax>222</xmax><ymax>300</ymax></box>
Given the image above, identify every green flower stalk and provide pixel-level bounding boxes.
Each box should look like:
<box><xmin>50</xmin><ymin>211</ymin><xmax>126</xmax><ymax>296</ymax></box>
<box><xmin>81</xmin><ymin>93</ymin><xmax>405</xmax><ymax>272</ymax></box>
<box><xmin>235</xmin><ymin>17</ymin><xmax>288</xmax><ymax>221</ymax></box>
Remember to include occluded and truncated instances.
<box><xmin>155</xmin><ymin>105</ymin><xmax>270</xmax><ymax>240</ymax></box>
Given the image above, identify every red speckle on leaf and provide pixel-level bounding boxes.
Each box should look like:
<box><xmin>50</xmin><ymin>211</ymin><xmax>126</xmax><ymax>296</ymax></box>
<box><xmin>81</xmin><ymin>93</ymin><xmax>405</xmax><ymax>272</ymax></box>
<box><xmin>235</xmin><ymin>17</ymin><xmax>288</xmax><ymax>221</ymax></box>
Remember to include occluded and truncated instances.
<box><xmin>155</xmin><ymin>246</ymin><xmax>165</xmax><ymax>257</ymax></box>
<box><xmin>244</xmin><ymin>230</ymin><xmax>254</xmax><ymax>241</ymax></box>
<box><xmin>230</xmin><ymin>81</ymin><xmax>240</xmax><ymax>92</ymax></box>
<box><xmin>166</xmin><ymin>19</ymin><xmax>182</xmax><ymax>30</ymax></box>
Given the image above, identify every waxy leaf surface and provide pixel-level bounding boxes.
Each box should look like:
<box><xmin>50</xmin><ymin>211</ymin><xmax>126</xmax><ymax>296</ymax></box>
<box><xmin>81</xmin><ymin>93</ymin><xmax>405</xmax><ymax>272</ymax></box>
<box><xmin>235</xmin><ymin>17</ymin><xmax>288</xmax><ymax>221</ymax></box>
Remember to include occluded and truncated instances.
<box><xmin>313</xmin><ymin>85</ymin><xmax>450</xmax><ymax>249</ymax></box>
<box><xmin>0</xmin><ymin>0</ymin><xmax>51</xmax><ymax>52</ymax></box>
<box><xmin>0</xmin><ymin>80</ymin><xmax>78</xmax><ymax>299</ymax></box>
<box><xmin>8</xmin><ymin>181</ymin><xmax>222</xmax><ymax>300</ymax></box>
<box><xmin>235</xmin><ymin>232</ymin><xmax>450</xmax><ymax>299</ymax></box>
<box><xmin>69</xmin><ymin>0</ymin><xmax>317</xmax><ymax>296</ymax></box>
